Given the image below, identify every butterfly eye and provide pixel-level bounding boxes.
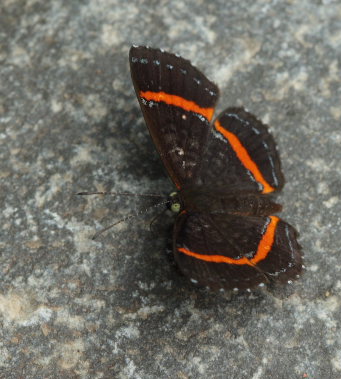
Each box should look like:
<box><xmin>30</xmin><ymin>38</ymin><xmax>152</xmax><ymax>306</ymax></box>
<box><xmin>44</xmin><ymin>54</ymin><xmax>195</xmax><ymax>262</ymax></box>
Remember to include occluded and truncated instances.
<box><xmin>171</xmin><ymin>202</ymin><xmax>181</xmax><ymax>213</ymax></box>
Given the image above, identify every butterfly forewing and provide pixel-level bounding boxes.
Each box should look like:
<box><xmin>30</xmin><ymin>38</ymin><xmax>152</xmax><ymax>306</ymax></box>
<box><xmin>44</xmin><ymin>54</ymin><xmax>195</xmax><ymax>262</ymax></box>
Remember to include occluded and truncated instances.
<box><xmin>129</xmin><ymin>46</ymin><xmax>219</xmax><ymax>188</ymax></box>
<box><xmin>193</xmin><ymin>107</ymin><xmax>285</xmax><ymax>194</ymax></box>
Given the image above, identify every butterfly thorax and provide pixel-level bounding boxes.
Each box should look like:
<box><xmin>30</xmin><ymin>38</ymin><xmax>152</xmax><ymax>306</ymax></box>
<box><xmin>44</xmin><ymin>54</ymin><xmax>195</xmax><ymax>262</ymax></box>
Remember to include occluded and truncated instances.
<box><xmin>178</xmin><ymin>188</ymin><xmax>282</xmax><ymax>216</ymax></box>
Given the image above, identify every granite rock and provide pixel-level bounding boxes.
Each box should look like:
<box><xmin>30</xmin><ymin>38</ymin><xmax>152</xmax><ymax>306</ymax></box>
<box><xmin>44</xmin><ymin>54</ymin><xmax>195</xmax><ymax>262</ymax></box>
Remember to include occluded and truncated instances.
<box><xmin>0</xmin><ymin>0</ymin><xmax>340</xmax><ymax>378</ymax></box>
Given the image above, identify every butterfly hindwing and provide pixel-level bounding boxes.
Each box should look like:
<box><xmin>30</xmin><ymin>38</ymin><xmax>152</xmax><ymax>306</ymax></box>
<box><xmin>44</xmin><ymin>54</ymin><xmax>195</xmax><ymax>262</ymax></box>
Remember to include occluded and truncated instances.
<box><xmin>173</xmin><ymin>211</ymin><xmax>302</xmax><ymax>290</ymax></box>
<box><xmin>129</xmin><ymin>46</ymin><xmax>219</xmax><ymax>188</ymax></box>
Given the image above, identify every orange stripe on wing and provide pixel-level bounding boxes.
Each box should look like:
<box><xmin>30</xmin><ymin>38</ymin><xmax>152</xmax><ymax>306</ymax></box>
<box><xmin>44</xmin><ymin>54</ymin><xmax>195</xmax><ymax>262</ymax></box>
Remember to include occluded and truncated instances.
<box><xmin>178</xmin><ymin>216</ymin><xmax>279</xmax><ymax>266</ymax></box>
<box><xmin>214</xmin><ymin>120</ymin><xmax>275</xmax><ymax>194</ymax></box>
<box><xmin>140</xmin><ymin>91</ymin><xmax>214</xmax><ymax>121</ymax></box>
<box><xmin>251</xmin><ymin>215</ymin><xmax>279</xmax><ymax>264</ymax></box>
<box><xmin>178</xmin><ymin>248</ymin><xmax>252</xmax><ymax>265</ymax></box>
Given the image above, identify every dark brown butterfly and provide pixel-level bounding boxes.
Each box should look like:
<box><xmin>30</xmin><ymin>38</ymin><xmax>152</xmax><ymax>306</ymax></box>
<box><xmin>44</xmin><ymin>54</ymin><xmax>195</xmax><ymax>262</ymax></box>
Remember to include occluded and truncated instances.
<box><xmin>129</xmin><ymin>45</ymin><xmax>302</xmax><ymax>291</ymax></box>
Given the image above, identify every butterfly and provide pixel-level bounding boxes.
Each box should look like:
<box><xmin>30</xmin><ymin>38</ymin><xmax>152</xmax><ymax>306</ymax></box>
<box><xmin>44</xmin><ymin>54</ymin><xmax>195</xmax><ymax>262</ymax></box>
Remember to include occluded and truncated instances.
<box><xmin>129</xmin><ymin>45</ymin><xmax>302</xmax><ymax>291</ymax></box>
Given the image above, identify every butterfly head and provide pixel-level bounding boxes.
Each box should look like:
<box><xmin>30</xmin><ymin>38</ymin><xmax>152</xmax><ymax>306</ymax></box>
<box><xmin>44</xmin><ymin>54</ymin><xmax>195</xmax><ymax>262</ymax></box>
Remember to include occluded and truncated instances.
<box><xmin>168</xmin><ymin>192</ymin><xmax>182</xmax><ymax>214</ymax></box>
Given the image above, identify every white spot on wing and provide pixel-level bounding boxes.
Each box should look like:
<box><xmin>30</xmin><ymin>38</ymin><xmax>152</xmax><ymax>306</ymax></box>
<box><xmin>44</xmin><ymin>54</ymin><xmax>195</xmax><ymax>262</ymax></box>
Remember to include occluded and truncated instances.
<box><xmin>251</xmin><ymin>126</ymin><xmax>260</xmax><ymax>135</ymax></box>
<box><xmin>205</xmin><ymin>87</ymin><xmax>216</xmax><ymax>96</ymax></box>
<box><xmin>196</xmin><ymin>114</ymin><xmax>207</xmax><ymax>122</ymax></box>
<box><xmin>170</xmin><ymin>147</ymin><xmax>184</xmax><ymax>156</ymax></box>
<box><xmin>285</xmin><ymin>224</ymin><xmax>294</xmax><ymax>253</ymax></box>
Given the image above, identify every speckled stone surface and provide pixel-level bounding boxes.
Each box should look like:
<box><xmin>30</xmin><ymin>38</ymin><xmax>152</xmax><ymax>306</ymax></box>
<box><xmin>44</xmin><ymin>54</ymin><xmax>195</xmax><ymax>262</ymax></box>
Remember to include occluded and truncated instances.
<box><xmin>1</xmin><ymin>0</ymin><xmax>340</xmax><ymax>378</ymax></box>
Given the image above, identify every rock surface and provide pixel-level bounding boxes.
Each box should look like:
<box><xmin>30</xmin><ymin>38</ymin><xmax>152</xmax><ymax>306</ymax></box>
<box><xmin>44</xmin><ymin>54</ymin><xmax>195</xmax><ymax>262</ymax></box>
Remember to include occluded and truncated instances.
<box><xmin>1</xmin><ymin>0</ymin><xmax>340</xmax><ymax>378</ymax></box>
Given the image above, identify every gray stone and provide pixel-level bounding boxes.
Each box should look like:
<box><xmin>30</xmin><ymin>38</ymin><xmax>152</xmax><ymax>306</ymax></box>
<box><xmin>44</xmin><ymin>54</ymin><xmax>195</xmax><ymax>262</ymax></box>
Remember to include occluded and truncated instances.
<box><xmin>0</xmin><ymin>0</ymin><xmax>340</xmax><ymax>378</ymax></box>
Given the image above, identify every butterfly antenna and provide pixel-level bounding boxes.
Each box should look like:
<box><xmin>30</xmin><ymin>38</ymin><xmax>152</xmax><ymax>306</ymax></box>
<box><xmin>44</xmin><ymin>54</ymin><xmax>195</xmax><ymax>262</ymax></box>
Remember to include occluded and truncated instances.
<box><xmin>91</xmin><ymin>199</ymin><xmax>170</xmax><ymax>240</ymax></box>
<box><xmin>77</xmin><ymin>191</ymin><xmax>164</xmax><ymax>198</ymax></box>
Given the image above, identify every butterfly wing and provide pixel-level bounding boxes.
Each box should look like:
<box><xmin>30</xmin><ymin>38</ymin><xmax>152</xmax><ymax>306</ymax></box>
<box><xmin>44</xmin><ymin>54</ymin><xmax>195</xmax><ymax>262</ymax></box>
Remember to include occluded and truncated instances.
<box><xmin>130</xmin><ymin>47</ymin><xmax>284</xmax><ymax>195</ymax></box>
<box><xmin>129</xmin><ymin>46</ymin><xmax>219</xmax><ymax>189</ymax></box>
<box><xmin>130</xmin><ymin>46</ymin><xmax>302</xmax><ymax>289</ymax></box>
<box><xmin>173</xmin><ymin>211</ymin><xmax>302</xmax><ymax>290</ymax></box>
<box><xmin>193</xmin><ymin>107</ymin><xmax>285</xmax><ymax>195</ymax></box>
